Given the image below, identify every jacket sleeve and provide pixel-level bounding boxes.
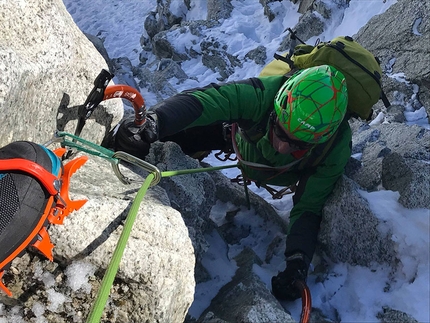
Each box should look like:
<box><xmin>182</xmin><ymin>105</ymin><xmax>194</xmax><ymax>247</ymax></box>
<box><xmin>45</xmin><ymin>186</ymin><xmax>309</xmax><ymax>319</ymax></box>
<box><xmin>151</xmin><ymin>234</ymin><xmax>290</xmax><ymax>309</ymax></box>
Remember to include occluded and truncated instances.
<box><xmin>284</xmin><ymin>121</ymin><xmax>352</xmax><ymax>265</ymax></box>
<box><xmin>154</xmin><ymin>76</ymin><xmax>285</xmax><ymax>138</ymax></box>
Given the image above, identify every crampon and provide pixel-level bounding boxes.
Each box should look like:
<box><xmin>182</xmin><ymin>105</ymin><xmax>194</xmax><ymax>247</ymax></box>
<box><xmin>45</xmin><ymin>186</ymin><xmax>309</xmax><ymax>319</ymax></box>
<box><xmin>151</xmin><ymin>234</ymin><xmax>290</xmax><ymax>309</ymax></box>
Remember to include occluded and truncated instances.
<box><xmin>0</xmin><ymin>141</ymin><xmax>87</xmax><ymax>296</ymax></box>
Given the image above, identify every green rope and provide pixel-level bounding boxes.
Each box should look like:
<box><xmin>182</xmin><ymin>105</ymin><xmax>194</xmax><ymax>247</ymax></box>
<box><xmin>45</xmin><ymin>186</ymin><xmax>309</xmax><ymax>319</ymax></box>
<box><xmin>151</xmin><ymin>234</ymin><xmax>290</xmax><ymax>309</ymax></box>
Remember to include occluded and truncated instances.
<box><xmin>54</xmin><ymin>132</ymin><xmax>239</xmax><ymax>178</ymax></box>
<box><xmin>161</xmin><ymin>163</ymin><xmax>238</xmax><ymax>178</ymax></box>
<box><xmin>52</xmin><ymin>132</ymin><xmax>242</xmax><ymax>322</ymax></box>
<box><xmin>85</xmin><ymin>164</ymin><xmax>241</xmax><ymax>322</ymax></box>
<box><xmin>86</xmin><ymin>173</ymin><xmax>155</xmax><ymax>323</ymax></box>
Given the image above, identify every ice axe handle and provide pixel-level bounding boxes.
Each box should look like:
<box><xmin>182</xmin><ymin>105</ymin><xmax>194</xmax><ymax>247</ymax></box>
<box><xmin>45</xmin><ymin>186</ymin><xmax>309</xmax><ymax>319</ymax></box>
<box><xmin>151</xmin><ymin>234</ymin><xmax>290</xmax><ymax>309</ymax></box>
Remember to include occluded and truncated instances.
<box><xmin>78</xmin><ymin>69</ymin><xmax>114</xmax><ymax>120</ymax></box>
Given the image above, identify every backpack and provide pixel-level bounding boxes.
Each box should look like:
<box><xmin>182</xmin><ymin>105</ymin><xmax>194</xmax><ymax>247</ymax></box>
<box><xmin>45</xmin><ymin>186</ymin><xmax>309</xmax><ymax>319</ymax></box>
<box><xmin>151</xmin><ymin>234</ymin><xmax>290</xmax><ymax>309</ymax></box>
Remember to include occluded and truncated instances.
<box><xmin>0</xmin><ymin>141</ymin><xmax>87</xmax><ymax>296</ymax></box>
<box><xmin>259</xmin><ymin>35</ymin><xmax>390</xmax><ymax>120</ymax></box>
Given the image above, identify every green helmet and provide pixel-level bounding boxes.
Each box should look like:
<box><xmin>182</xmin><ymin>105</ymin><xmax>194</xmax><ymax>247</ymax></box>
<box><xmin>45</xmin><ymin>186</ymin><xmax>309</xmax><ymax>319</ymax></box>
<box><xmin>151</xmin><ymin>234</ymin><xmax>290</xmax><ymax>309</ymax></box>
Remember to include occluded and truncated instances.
<box><xmin>274</xmin><ymin>65</ymin><xmax>348</xmax><ymax>144</ymax></box>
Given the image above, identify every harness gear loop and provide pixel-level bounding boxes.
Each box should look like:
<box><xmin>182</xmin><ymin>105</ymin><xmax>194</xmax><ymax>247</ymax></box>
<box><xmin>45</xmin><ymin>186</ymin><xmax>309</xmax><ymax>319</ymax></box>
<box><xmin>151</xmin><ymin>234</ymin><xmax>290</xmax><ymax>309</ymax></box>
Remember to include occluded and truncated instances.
<box><xmin>228</xmin><ymin>169</ymin><xmax>252</xmax><ymax>209</ymax></box>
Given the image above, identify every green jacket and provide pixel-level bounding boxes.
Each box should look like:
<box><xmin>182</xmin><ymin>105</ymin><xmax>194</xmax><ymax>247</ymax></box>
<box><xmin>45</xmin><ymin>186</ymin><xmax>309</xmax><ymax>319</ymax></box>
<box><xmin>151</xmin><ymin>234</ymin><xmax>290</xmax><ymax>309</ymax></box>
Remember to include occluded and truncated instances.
<box><xmin>155</xmin><ymin>75</ymin><xmax>352</xmax><ymax>264</ymax></box>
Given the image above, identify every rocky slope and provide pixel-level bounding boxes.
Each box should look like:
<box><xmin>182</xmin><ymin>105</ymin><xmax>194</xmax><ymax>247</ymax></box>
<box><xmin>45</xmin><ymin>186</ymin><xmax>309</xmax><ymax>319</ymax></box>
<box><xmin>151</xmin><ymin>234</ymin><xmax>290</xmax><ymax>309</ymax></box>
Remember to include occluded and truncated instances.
<box><xmin>0</xmin><ymin>0</ymin><xmax>428</xmax><ymax>322</ymax></box>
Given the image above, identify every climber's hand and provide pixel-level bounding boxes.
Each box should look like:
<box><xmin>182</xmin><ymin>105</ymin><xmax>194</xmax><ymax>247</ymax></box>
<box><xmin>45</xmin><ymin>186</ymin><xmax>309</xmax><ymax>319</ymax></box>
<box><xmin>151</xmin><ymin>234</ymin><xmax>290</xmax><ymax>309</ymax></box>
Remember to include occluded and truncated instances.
<box><xmin>271</xmin><ymin>253</ymin><xmax>308</xmax><ymax>301</ymax></box>
<box><xmin>114</xmin><ymin>113</ymin><xmax>158</xmax><ymax>160</ymax></box>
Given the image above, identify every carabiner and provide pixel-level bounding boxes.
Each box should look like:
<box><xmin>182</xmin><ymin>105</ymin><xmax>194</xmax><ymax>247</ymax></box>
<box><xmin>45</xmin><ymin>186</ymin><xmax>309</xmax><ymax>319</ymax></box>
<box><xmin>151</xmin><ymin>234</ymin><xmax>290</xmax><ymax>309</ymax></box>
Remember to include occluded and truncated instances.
<box><xmin>111</xmin><ymin>151</ymin><xmax>161</xmax><ymax>186</ymax></box>
<box><xmin>43</xmin><ymin>131</ymin><xmax>65</xmax><ymax>147</ymax></box>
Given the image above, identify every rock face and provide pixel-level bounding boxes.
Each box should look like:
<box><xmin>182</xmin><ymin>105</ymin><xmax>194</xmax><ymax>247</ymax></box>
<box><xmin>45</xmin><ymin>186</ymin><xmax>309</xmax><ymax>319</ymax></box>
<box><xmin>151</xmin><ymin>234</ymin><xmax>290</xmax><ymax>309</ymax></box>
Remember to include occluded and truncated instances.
<box><xmin>348</xmin><ymin>123</ymin><xmax>429</xmax><ymax>205</ymax></box>
<box><xmin>355</xmin><ymin>0</ymin><xmax>430</xmax><ymax>119</ymax></box>
<box><xmin>0</xmin><ymin>0</ymin><xmax>428</xmax><ymax>323</ymax></box>
<box><xmin>319</xmin><ymin>176</ymin><xmax>397</xmax><ymax>266</ymax></box>
<box><xmin>1</xmin><ymin>154</ymin><xmax>196</xmax><ymax>323</ymax></box>
<box><xmin>382</xmin><ymin>152</ymin><xmax>430</xmax><ymax>209</ymax></box>
<box><xmin>0</xmin><ymin>0</ymin><xmax>123</xmax><ymax>147</ymax></box>
<box><xmin>50</xmin><ymin>157</ymin><xmax>196</xmax><ymax>323</ymax></box>
<box><xmin>0</xmin><ymin>0</ymin><xmax>194</xmax><ymax>322</ymax></box>
<box><xmin>198</xmin><ymin>248</ymin><xmax>296</xmax><ymax>323</ymax></box>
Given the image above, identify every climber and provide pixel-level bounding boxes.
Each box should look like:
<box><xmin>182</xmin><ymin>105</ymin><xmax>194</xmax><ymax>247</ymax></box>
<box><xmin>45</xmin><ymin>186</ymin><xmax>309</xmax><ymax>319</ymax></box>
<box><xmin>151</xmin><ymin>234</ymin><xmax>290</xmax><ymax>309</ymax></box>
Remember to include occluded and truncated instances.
<box><xmin>111</xmin><ymin>64</ymin><xmax>351</xmax><ymax>301</ymax></box>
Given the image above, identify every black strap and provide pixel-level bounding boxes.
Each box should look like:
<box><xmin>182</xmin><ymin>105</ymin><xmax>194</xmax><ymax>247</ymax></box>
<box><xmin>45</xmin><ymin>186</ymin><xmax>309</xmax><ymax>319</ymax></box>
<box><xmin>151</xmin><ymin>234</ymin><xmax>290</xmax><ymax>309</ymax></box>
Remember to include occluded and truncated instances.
<box><xmin>328</xmin><ymin>42</ymin><xmax>382</xmax><ymax>87</ymax></box>
<box><xmin>381</xmin><ymin>90</ymin><xmax>391</xmax><ymax>108</ymax></box>
<box><xmin>287</xmin><ymin>27</ymin><xmax>306</xmax><ymax>45</ymax></box>
<box><xmin>274</xmin><ymin>53</ymin><xmax>295</xmax><ymax>69</ymax></box>
<box><xmin>327</xmin><ymin>42</ymin><xmax>391</xmax><ymax>108</ymax></box>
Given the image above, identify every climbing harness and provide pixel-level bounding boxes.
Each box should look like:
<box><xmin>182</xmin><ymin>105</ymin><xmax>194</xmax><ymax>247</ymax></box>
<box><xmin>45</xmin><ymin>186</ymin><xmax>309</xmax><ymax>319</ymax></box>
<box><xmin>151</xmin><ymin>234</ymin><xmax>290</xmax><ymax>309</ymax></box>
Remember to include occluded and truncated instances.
<box><xmin>0</xmin><ymin>70</ymin><xmax>312</xmax><ymax>322</ymax></box>
<box><xmin>229</xmin><ymin>122</ymin><xmax>301</xmax><ymax>200</ymax></box>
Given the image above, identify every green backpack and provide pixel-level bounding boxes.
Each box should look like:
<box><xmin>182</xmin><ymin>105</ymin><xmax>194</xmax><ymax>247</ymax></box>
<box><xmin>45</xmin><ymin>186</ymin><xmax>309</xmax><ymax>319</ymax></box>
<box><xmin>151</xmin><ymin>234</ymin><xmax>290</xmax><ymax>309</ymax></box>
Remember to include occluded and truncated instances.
<box><xmin>260</xmin><ymin>35</ymin><xmax>390</xmax><ymax>120</ymax></box>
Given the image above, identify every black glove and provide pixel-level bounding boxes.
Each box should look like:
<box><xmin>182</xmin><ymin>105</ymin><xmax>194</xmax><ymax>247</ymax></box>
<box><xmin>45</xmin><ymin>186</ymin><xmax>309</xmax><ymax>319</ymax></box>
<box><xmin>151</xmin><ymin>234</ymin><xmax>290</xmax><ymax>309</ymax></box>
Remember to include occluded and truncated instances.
<box><xmin>271</xmin><ymin>253</ymin><xmax>308</xmax><ymax>301</ymax></box>
<box><xmin>113</xmin><ymin>113</ymin><xmax>158</xmax><ymax>160</ymax></box>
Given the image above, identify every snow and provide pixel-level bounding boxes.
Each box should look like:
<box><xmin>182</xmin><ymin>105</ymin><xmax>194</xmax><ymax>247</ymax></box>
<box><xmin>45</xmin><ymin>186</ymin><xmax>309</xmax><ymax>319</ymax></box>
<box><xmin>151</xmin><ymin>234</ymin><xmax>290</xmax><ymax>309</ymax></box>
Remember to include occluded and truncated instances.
<box><xmin>0</xmin><ymin>305</ymin><xmax>26</xmax><ymax>323</ymax></box>
<box><xmin>33</xmin><ymin>262</ymin><xmax>56</xmax><ymax>288</ymax></box>
<box><xmin>324</xmin><ymin>0</ymin><xmax>396</xmax><ymax>40</ymax></box>
<box><xmin>368</xmin><ymin>111</ymin><xmax>386</xmax><ymax>126</ymax></box>
<box><xmin>65</xmin><ymin>261</ymin><xmax>96</xmax><ymax>293</ymax></box>
<box><xmin>31</xmin><ymin>302</ymin><xmax>45</xmax><ymax>317</ymax></box>
<box><xmin>2</xmin><ymin>0</ymin><xmax>429</xmax><ymax>322</ymax></box>
<box><xmin>203</xmin><ymin>155</ymin><xmax>429</xmax><ymax>322</ymax></box>
<box><xmin>46</xmin><ymin>288</ymin><xmax>69</xmax><ymax>313</ymax></box>
<box><xmin>190</xmin><ymin>228</ymin><xmax>238</xmax><ymax>317</ymax></box>
<box><xmin>412</xmin><ymin>17</ymin><xmax>423</xmax><ymax>36</ymax></box>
